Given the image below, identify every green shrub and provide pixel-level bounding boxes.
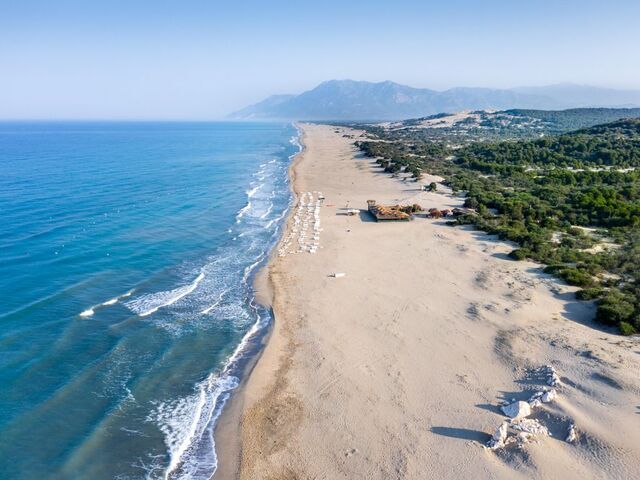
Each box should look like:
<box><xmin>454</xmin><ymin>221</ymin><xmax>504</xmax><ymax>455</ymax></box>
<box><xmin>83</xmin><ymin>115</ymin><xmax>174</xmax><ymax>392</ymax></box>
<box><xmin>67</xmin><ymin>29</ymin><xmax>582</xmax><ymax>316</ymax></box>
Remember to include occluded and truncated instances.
<box><xmin>455</xmin><ymin>215</ymin><xmax>476</xmax><ymax>226</ymax></box>
<box><xmin>384</xmin><ymin>162</ymin><xmax>401</xmax><ymax>173</ymax></box>
<box><xmin>543</xmin><ymin>264</ymin><xmax>563</xmax><ymax>274</ymax></box>
<box><xmin>596</xmin><ymin>291</ymin><xmax>635</xmax><ymax>326</ymax></box>
<box><xmin>619</xmin><ymin>321</ymin><xmax>637</xmax><ymax>336</ymax></box>
<box><xmin>464</xmin><ymin>197</ymin><xmax>479</xmax><ymax>209</ymax></box>
<box><xmin>508</xmin><ymin>249</ymin><xmax>528</xmax><ymax>261</ymax></box>
<box><xmin>559</xmin><ymin>268</ymin><xmax>594</xmax><ymax>287</ymax></box>
<box><xmin>575</xmin><ymin>287</ymin><xmax>603</xmax><ymax>301</ymax></box>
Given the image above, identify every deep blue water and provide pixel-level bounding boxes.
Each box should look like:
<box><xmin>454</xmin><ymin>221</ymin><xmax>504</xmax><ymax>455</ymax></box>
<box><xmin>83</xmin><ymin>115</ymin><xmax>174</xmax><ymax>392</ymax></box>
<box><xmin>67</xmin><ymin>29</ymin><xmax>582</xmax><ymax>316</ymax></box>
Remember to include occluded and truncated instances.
<box><xmin>0</xmin><ymin>121</ymin><xmax>298</xmax><ymax>479</ymax></box>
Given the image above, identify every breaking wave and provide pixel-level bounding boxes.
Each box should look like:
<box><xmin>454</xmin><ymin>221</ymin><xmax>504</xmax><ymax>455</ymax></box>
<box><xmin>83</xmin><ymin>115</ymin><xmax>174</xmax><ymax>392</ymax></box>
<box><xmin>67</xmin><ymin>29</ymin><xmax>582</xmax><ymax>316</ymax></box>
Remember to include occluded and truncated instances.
<box><xmin>126</xmin><ymin>273</ymin><xmax>205</xmax><ymax>317</ymax></box>
<box><xmin>136</xmin><ymin>125</ymin><xmax>300</xmax><ymax>479</ymax></box>
<box><xmin>79</xmin><ymin>289</ymin><xmax>134</xmax><ymax>317</ymax></box>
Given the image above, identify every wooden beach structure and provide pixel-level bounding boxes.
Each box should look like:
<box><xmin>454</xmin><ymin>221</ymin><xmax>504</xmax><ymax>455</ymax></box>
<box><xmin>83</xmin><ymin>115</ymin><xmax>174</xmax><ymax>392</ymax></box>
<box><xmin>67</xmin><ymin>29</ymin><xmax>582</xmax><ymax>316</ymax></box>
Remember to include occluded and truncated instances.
<box><xmin>367</xmin><ymin>200</ymin><xmax>413</xmax><ymax>222</ymax></box>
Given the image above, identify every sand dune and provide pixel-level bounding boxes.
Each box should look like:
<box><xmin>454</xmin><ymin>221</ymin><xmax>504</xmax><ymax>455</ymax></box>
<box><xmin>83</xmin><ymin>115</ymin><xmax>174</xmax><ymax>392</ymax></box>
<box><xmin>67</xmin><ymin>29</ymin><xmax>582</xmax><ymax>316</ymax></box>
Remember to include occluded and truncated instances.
<box><xmin>224</xmin><ymin>123</ymin><xmax>640</xmax><ymax>479</ymax></box>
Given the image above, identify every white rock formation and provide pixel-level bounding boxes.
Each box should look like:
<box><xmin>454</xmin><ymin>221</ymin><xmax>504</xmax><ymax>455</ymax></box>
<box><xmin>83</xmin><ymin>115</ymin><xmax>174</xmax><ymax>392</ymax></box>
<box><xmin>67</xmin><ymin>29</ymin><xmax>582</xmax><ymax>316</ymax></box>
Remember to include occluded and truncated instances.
<box><xmin>515</xmin><ymin>431</ymin><xmax>534</xmax><ymax>444</ymax></box>
<box><xmin>548</xmin><ymin>372</ymin><xmax>562</xmax><ymax>386</ymax></box>
<box><xmin>511</xmin><ymin>418</ymin><xmax>550</xmax><ymax>436</ymax></box>
<box><xmin>487</xmin><ymin>422</ymin><xmax>508</xmax><ymax>449</ymax></box>
<box><xmin>541</xmin><ymin>389</ymin><xmax>557</xmax><ymax>403</ymax></box>
<box><xmin>541</xmin><ymin>364</ymin><xmax>562</xmax><ymax>386</ymax></box>
<box><xmin>529</xmin><ymin>398</ymin><xmax>542</xmax><ymax>408</ymax></box>
<box><xmin>501</xmin><ymin>401</ymin><xmax>531</xmax><ymax>420</ymax></box>
<box><xmin>566</xmin><ymin>424</ymin><xmax>578</xmax><ymax>443</ymax></box>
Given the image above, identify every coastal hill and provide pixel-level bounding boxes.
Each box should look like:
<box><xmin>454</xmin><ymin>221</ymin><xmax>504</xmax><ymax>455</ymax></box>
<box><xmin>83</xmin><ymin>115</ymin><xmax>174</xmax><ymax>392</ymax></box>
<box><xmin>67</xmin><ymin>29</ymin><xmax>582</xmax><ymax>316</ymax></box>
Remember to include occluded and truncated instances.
<box><xmin>379</xmin><ymin>107</ymin><xmax>640</xmax><ymax>141</ymax></box>
<box><xmin>229</xmin><ymin>80</ymin><xmax>640</xmax><ymax>121</ymax></box>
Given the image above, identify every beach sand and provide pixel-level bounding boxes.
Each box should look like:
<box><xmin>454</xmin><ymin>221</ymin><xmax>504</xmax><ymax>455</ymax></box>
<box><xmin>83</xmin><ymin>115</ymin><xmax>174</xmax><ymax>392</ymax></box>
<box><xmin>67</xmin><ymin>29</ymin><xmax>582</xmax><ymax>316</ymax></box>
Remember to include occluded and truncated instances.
<box><xmin>223</xmin><ymin>123</ymin><xmax>640</xmax><ymax>479</ymax></box>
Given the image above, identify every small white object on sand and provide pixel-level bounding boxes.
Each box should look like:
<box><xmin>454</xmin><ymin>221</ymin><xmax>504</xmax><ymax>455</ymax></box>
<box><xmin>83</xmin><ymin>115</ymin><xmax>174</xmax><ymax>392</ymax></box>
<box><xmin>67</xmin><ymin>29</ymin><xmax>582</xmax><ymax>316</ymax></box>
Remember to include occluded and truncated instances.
<box><xmin>331</xmin><ymin>273</ymin><xmax>346</xmax><ymax>278</ymax></box>
<box><xmin>501</xmin><ymin>401</ymin><xmax>531</xmax><ymax>420</ymax></box>
<box><xmin>528</xmin><ymin>390</ymin><xmax>543</xmax><ymax>408</ymax></box>
<box><xmin>487</xmin><ymin>422</ymin><xmax>508</xmax><ymax>449</ymax></box>
<box><xmin>566</xmin><ymin>424</ymin><xmax>578</xmax><ymax>443</ymax></box>
<box><xmin>529</xmin><ymin>398</ymin><xmax>542</xmax><ymax>408</ymax></box>
<box><xmin>541</xmin><ymin>389</ymin><xmax>557</xmax><ymax>403</ymax></box>
<box><xmin>548</xmin><ymin>373</ymin><xmax>561</xmax><ymax>387</ymax></box>
<box><xmin>541</xmin><ymin>365</ymin><xmax>562</xmax><ymax>386</ymax></box>
<box><xmin>511</xmin><ymin>418</ymin><xmax>549</xmax><ymax>436</ymax></box>
<box><xmin>515</xmin><ymin>432</ymin><xmax>534</xmax><ymax>444</ymax></box>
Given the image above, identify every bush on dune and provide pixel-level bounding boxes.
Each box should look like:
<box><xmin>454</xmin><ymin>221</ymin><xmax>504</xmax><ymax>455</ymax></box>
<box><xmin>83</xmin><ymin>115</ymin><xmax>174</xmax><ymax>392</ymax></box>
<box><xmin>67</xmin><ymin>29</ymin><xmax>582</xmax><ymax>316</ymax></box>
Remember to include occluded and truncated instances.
<box><xmin>619</xmin><ymin>321</ymin><xmax>637</xmax><ymax>336</ymax></box>
<box><xmin>508</xmin><ymin>248</ymin><xmax>529</xmax><ymax>261</ymax></box>
<box><xmin>596</xmin><ymin>291</ymin><xmax>635</xmax><ymax>327</ymax></box>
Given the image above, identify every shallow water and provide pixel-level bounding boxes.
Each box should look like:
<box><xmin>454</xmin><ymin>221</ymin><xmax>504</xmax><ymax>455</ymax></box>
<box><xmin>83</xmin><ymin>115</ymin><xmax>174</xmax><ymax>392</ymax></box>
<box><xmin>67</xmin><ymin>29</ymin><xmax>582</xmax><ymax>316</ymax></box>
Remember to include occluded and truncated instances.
<box><xmin>0</xmin><ymin>121</ymin><xmax>298</xmax><ymax>479</ymax></box>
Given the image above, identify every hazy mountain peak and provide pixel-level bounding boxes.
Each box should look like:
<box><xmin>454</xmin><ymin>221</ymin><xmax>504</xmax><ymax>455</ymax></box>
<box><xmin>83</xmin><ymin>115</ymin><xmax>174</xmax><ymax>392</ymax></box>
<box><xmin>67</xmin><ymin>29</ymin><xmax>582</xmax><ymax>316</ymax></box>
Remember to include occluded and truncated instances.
<box><xmin>229</xmin><ymin>80</ymin><xmax>640</xmax><ymax>121</ymax></box>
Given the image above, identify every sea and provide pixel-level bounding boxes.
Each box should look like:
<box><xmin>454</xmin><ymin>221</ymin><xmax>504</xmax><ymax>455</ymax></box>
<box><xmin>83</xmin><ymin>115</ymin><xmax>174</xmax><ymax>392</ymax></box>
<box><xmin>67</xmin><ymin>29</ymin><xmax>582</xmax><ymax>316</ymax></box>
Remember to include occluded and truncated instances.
<box><xmin>0</xmin><ymin>121</ymin><xmax>299</xmax><ymax>479</ymax></box>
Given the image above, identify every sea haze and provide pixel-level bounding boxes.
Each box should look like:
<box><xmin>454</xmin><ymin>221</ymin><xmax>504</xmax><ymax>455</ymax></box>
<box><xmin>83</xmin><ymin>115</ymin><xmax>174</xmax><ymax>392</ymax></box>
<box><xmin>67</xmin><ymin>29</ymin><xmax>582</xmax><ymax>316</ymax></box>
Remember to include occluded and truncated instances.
<box><xmin>0</xmin><ymin>121</ymin><xmax>299</xmax><ymax>479</ymax></box>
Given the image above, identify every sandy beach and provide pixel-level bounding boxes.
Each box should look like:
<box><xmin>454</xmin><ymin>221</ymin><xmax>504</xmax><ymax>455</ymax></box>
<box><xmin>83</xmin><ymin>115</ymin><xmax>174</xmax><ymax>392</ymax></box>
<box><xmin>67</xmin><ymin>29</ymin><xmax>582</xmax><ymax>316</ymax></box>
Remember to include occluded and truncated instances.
<box><xmin>224</xmin><ymin>123</ymin><xmax>640</xmax><ymax>479</ymax></box>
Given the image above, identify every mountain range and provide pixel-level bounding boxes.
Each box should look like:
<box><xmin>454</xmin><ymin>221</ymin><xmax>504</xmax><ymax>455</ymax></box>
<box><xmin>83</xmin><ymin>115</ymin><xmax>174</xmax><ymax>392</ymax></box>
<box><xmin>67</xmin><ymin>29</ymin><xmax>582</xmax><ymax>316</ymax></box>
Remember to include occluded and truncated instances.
<box><xmin>229</xmin><ymin>80</ymin><xmax>640</xmax><ymax>121</ymax></box>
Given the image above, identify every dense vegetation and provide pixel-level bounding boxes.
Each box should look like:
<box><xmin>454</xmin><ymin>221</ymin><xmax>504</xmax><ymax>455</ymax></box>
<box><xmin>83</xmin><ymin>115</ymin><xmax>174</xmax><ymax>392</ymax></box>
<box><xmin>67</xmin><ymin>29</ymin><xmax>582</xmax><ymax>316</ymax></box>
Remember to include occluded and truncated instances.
<box><xmin>355</xmin><ymin>107</ymin><xmax>640</xmax><ymax>143</ymax></box>
<box><xmin>353</xmin><ymin>117</ymin><xmax>640</xmax><ymax>335</ymax></box>
<box><xmin>506</xmin><ymin>108</ymin><xmax>640</xmax><ymax>132</ymax></box>
<box><xmin>457</xmin><ymin>119</ymin><xmax>640</xmax><ymax>169</ymax></box>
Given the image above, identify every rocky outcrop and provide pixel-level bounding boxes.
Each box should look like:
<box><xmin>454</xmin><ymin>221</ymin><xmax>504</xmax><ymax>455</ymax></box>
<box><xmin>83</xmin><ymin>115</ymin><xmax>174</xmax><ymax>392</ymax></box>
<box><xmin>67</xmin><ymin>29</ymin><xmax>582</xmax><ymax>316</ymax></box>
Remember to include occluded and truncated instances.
<box><xmin>487</xmin><ymin>422</ymin><xmax>509</xmax><ymax>450</ymax></box>
<box><xmin>486</xmin><ymin>365</ymin><xmax>572</xmax><ymax>450</ymax></box>
<box><xmin>501</xmin><ymin>401</ymin><xmax>531</xmax><ymax>420</ymax></box>
<box><xmin>539</xmin><ymin>364</ymin><xmax>562</xmax><ymax>387</ymax></box>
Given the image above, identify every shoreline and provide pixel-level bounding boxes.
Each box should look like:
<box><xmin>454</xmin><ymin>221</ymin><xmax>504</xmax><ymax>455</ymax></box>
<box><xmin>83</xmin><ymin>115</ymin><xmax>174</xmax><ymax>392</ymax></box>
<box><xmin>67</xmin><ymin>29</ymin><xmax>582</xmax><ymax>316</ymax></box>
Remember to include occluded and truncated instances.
<box><xmin>213</xmin><ymin>123</ymin><xmax>307</xmax><ymax>479</ymax></box>
<box><xmin>211</xmin><ymin>306</ymin><xmax>273</xmax><ymax>480</ymax></box>
<box><xmin>226</xmin><ymin>124</ymin><xmax>640</xmax><ymax>479</ymax></box>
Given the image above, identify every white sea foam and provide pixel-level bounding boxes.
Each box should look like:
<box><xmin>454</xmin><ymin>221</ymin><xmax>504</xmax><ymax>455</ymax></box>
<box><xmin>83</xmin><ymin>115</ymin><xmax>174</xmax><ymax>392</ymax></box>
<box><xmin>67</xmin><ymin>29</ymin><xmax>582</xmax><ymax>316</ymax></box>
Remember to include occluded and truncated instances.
<box><xmin>142</xmin><ymin>127</ymin><xmax>299</xmax><ymax>479</ymax></box>
<box><xmin>259</xmin><ymin>202</ymin><xmax>273</xmax><ymax>219</ymax></box>
<box><xmin>154</xmin><ymin>305</ymin><xmax>268</xmax><ymax>480</ymax></box>
<box><xmin>126</xmin><ymin>273</ymin><xmax>205</xmax><ymax>317</ymax></box>
<box><xmin>79</xmin><ymin>289</ymin><xmax>135</xmax><ymax>318</ymax></box>
<box><xmin>235</xmin><ymin>159</ymin><xmax>286</xmax><ymax>225</ymax></box>
<box><xmin>289</xmin><ymin>125</ymin><xmax>303</xmax><ymax>153</ymax></box>
<box><xmin>264</xmin><ymin>204</ymin><xmax>289</xmax><ymax>230</ymax></box>
<box><xmin>235</xmin><ymin>202</ymin><xmax>251</xmax><ymax>222</ymax></box>
<box><xmin>242</xmin><ymin>254</ymin><xmax>265</xmax><ymax>284</ymax></box>
<box><xmin>247</xmin><ymin>202</ymin><xmax>271</xmax><ymax>220</ymax></box>
<box><xmin>247</xmin><ymin>184</ymin><xmax>261</xmax><ymax>198</ymax></box>
<box><xmin>103</xmin><ymin>289</ymin><xmax>134</xmax><ymax>306</ymax></box>
<box><xmin>200</xmin><ymin>289</ymin><xmax>228</xmax><ymax>315</ymax></box>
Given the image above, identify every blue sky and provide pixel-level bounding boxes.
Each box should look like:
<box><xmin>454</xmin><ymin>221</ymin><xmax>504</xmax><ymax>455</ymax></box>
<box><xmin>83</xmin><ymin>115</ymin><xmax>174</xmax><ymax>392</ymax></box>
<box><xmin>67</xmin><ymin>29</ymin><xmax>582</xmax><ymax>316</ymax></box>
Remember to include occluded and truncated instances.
<box><xmin>1</xmin><ymin>0</ymin><xmax>639</xmax><ymax>119</ymax></box>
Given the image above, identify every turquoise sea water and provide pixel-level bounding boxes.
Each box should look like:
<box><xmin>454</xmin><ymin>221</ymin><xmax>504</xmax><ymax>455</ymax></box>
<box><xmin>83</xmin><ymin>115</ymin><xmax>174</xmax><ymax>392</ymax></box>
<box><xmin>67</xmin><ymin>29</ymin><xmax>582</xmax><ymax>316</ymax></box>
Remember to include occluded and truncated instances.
<box><xmin>0</xmin><ymin>121</ymin><xmax>298</xmax><ymax>479</ymax></box>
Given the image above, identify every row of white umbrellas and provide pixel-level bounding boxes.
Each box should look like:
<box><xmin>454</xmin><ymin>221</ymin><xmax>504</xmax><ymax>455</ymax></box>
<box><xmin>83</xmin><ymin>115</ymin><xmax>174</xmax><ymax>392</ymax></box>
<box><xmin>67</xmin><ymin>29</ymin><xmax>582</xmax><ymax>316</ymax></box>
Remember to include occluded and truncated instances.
<box><xmin>278</xmin><ymin>191</ymin><xmax>323</xmax><ymax>257</ymax></box>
